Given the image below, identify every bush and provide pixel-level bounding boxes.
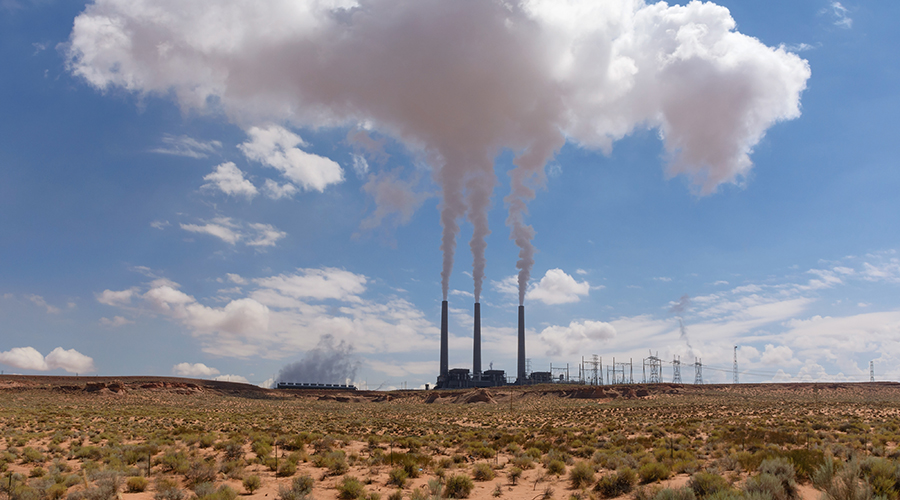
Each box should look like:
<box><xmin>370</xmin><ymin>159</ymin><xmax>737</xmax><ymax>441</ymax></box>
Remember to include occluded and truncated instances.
<box><xmin>47</xmin><ymin>483</ymin><xmax>69</xmax><ymax>500</ymax></box>
<box><xmin>184</xmin><ymin>461</ymin><xmax>218</xmax><ymax>487</ymax></box>
<box><xmin>818</xmin><ymin>459</ymin><xmax>872</xmax><ymax>500</ymax></box>
<box><xmin>688</xmin><ymin>472</ymin><xmax>731</xmax><ymax>499</ymax></box>
<box><xmin>29</xmin><ymin>467</ymin><xmax>45</xmax><ymax>478</ymax></box>
<box><xmin>388</xmin><ymin>490</ymin><xmax>403</xmax><ymax>500</ymax></box>
<box><xmin>640</xmin><ymin>463</ymin><xmax>670</xmax><ymax>484</ymax></box>
<box><xmin>508</xmin><ymin>467</ymin><xmax>523</xmax><ymax>485</ymax></box>
<box><xmin>595</xmin><ymin>468</ymin><xmax>637</xmax><ymax>498</ymax></box>
<box><xmin>277</xmin><ymin>475</ymin><xmax>315</xmax><ymax>500</ymax></box>
<box><xmin>444</xmin><ymin>474</ymin><xmax>474</xmax><ymax>499</ymax></box>
<box><xmin>473</xmin><ymin>463</ymin><xmax>495</xmax><ymax>481</ymax></box>
<box><xmin>243</xmin><ymin>475</ymin><xmax>261</xmax><ymax>494</ymax></box>
<box><xmin>653</xmin><ymin>488</ymin><xmax>697</xmax><ymax>500</ymax></box>
<box><xmin>547</xmin><ymin>460</ymin><xmax>566</xmax><ymax>476</ymax></box>
<box><xmin>569</xmin><ymin>461</ymin><xmax>595</xmax><ymax>489</ymax></box>
<box><xmin>755</xmin><ymin>458</ymin><xmax>798</xmax><ymax>500</ymax></box>
<box><xmin>388</xmin><ymin>468</ymin><xmax>408</xmax><ymax>488</ymax></box>
<box><xmin>337</xmin><ymin>476</ymin><xmax>366</xmax><ymax>500</ymax></box>
<box><xmin>277</xmin><ymin>461</ymin><xmax>297</xmax><ymax>478</ymax></box>
<box><xmin>154</xmin><ymin>478</ymin><xmax>185</xmax><ymax>500</ymax></box>
<box><xmin>126</xmin><ymin>477</ymin><xmax>149</xmax><ymax>493</ymax></box>
<box><xmin>744</xmin><ymin>474</ymin><xmax>791</xmax><ymax>500</ymax></box>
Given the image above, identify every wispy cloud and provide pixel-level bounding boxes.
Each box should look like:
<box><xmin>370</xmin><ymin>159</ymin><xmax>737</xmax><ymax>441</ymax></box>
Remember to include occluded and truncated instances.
<box><xmin>150</xmin><ymin>134</ymin><xmax>222</xmax><ymax>159</ymax></box>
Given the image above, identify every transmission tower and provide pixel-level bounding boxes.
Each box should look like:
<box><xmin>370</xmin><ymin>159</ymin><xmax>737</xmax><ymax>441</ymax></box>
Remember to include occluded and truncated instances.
<box><xmin>693</xmin><ymin>358</ymin><xmax>703</xmax><ymax>385</ymax></box>
<box><xmin>672</xmin><ymin>355</ymin><xmax>681</xmax><ymax>384</ymax></box>
<box><xmin>643</xmin><ymin>351</ymin><xmax>662</xmax><ymax>384</ymax></box>
<box><xmin>870</xmin><ymin>361</ymin><xmax>874</xmax><ymax>382</ymax></box>
<box><xmin>589</xmin><ymin>355</ymin><xmax>601</xmax><ymax>385</ymax></box>
<box><xmin>733</xmin><ymin>346</ymin><xmax>739</xmax><ymax>384</ymax></box>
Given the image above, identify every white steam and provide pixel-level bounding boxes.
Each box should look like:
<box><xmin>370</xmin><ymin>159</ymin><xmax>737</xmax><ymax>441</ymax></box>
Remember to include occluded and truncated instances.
<box><xmin>66</xmin><ymin>0</ymin><xmax>810</xmax><ymax>303</ymax></box>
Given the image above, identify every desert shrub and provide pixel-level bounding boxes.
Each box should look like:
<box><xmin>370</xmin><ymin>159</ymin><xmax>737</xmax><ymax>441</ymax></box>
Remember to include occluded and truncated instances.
<box><xmin>195</xmin><ymin>485</ymin><xmax>237</xmax><ymax>500</ymax></box>
<box><xmin>689</xmin><ymin>472</ymin><xmax>731</xmax><ymax>499</ymax></box>
<box><xmin>547</xmin><ymin>460</ymin><xmax>567</xmax><ymax>476</ymax></box>
<box><xmin>507</xmin><ymin>467</ymin><xmax>523</xmax><ymax>485</ymax></box>
<box><xmin>126</xmin><ymin>476</ymin><xmax>148</xmax><ymax>493</ymax></box>
<box><xmin>473</xmin><ymin>463</ymin><xmax>495</xmax><ymax>481</ymax></box>
<box><xmin>184</xmin><ymin>460</ymin><xmax>218</xmax><ymax>486</ymax></box>
<box><xmin>158</xmin><ymin>450</ymin><xmax>190</xmax><ymax>474</ymax></box>
<box><xmin>388</xmin><ymin>490</ymin><xmax>403</xmax><ymax>500</ymax></box>
<box><xmin>48</xmin><ymin>483</ymin><xmax>69</xmax><ymax>500</ymax></box>
<box><xmin>277</xmin><ymin>461</ymin><xmax>297</xmax><ymax>477</ymax></box>
<box><xmin>338</xmin><ymin>476</ymin><xmax>366</xmax><ymax>500</ymax></box>
<box><xmin>22</xmin><ymin>447</ymin><xmax>45</xmax><ymax>464</ymax></box>
<box><xmin>860</xmin><ymin>457</ymin><xmax>898</xmax><ymax>498</ymax></box>
<box><xmin>783</xmin><ymin>449</ymin><xmax>825</xmax><ymax>481</ymax></box>
<box><xmin>199</xmin><ymin>434</ymin><xmax>216</xmax><ymax>448</ymax></box>
<box><xmin>314</xmin><ymin>451</ymin><xmax>349</xmax><ymax>476</ymax></box>
<box><xmin>595</xmin><ymin>468</ymin><xmax>637</xmax><ymax>498</ymax></box>
<box><xmin>367</xmin><ymin>492</ymin><xmax>381</xmax><ymax>500</ymax></box>
<box><xmin>243</xmin><ymin>475</ymin><xmax>262</xmax><ymax>494</ymax></box>
<box><xmin>755</xmin><ymin>457</ymin><xmax>798</xmax><ymax>500</ymax></box>
<box><xmin>704</xmin><ymin>491</ymin><xmax>743</xmax><ymax>500</ymax></box>
<box><xmin>744</xmin><ymin>474</ymin><xmax>791</xmax><ymax>500</ymax></box>
<box><xmin>512</xmin><ymin>456</ymin><xmax>534</xmax><ymax>470</ymax></box>
<box><xmin>569</xmin><ymin>461</ymin><xmax>595</xmax><ymax>489</ymax></box>
<box><xmin>653</xmin><ymin>488</ymin><xmax>697</xmax><ymax>500</ymax></box>
<box><xmin>155</xmin><ymin>478</ymin><xmax>185</xmax><ymax>500</ymax></box>
<box><xmin>29</xmin><ymin>466</ymin><xmax>45</xmax><ymax>478</ymax></box>
<box><xmin>81</xmin><ymin>471</ymin><xmax>121</xmax><ymax>500</ymax></box>
<box><xmin>389</xmin><ymin>468</ymin><xmax>409</xmax><ymax>488</ymax></box>
<box><xmin>277</xmin><ymin>475</ymin><xmax>315</xmax><ymax>500</ymax></box>
<box><xmin>253</xmin><ymin>441</ymin><xmax>272</xmax><ymax>459</ymax></box>
<box><xmin>444</xmin><ymin>474</ymin><xmax>474</xmax><ymax>499</ymax></box>
<box><xmin>813</xmin><ymin>458</ymin><xmax>837</xmax><ymax>491</ymax></box>
<box><xmin>409</xmin><ymin>488</ymin><xmax>428</xmax><ymax>500</ymax></box>
<box><xmin>818</xmin><ymin>459</ymin><xmax>873</xmax><ymax>500</ymax></box>
<box><xmin>640</xmin><ymin>463</ymin><xmax>670</xmax><ymax>484</ymax></box>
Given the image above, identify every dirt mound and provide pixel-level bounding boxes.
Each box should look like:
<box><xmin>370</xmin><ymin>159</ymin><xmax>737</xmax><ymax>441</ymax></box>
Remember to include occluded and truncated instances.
<box><xmin>453</xmin><ymin>389</ymin><xmax>495</xmax><ymax>404</ymax></box>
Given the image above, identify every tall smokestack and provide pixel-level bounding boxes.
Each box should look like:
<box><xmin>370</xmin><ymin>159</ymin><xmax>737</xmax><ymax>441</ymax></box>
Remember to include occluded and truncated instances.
<box><xmin>517</xmin><ymin>305</ymin><xmax>526</xmax><ymax>384</ymax></box>
<box><xmin>440</xmin><ymin>300</ymin><xmax>449</xmax><ymax>379</ymax></box>
<box><xmin>473</xmin><ymin>302</ymin><xmax>481</xmax><ymax>378</ymax></box>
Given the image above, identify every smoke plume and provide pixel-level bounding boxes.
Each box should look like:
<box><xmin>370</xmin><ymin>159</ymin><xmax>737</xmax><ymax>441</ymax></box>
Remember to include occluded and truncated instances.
<box><xmin>67</xmin><ymin>0</ymin><xmax>811</xmax><ymax>304</ymax></box>
<box><xmin>669</xmin><ymin>294</ymin><xmax>694</xmax><ymax>353</ymax></box>
<box><xmin>277</xmin><ymin>335</ymin><xmax>360</xmax><ymax>385</ymax></box>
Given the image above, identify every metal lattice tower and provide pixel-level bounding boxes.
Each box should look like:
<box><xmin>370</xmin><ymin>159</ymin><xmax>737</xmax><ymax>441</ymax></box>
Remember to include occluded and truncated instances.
<box><xmin>733</xmin><ymin>346</ymin><xmax>739</xmax><ymax>384</ymax></box>
<box><xmin>672</xmin><ymin>356</ymin><xmax>682</xmax><ymax>384</ymax></box>
<box><xmin>526</xmin><ymin>358</ymin><xmax>532</xmax><ymax>377</ymax></box>
<box><xmin>870</xmin><ymin>361</ymin><xmax>874</xmax><ymax>382</ymax></box>
<box><xmin>693</xmin><ymin>358</ymin><xmax>703</xmax><ymax>385</ymax></box>
<box><xmin>644</xmin><ymin>351</ymin><xmax>662</xmax><ymax>384</ymax></box>
<box><xmin>589</xmin><ymin>355</ymin><xmax>601</xmax><ymax>385</ymax></box>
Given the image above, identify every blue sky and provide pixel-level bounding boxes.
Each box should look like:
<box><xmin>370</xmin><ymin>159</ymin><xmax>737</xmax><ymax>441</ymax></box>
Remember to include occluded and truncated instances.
<box><xmin>1</xmin><ymin>0</ymin><xmax>898</xmax><ymax>388</ymax></box>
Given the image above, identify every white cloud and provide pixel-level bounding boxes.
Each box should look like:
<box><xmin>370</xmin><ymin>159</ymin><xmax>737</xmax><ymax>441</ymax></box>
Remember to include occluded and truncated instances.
<box><xmin>828</xmin><ymin>2</ymin><xmax>853</xmax><ymax>29</ymax></box>
<box><xmin>181</xmin><ymin>218</ymin><xmax>242</xmax><ymax>245</ymax></box>
<box><xmin>45</xmin><ymin>347</ymin><xmax>96</xmax><ymax>373</ymax></box>
<box><xmin>226</xmin><ymin>273</ymin><xmax>246</xmax><ymax>285</ymax></box>
<box><xmin>575</xmin><ymin>269</ymin><xmax>588</xmax><ymax>275</ymax></box>
<box><xmin>760</xmin><ymin>344</ymin><xmax>796</xmax><ymax>366</ymax></box>
<box><xmin>150</xmin><ymin>220</ymin><xmax>170</xmax><ymax>230</ymax></box>
<box><xmin>0</xmin><ymin>347</ymin><xmax>49</xmax><ymax>371</ymax></box>
<box><xmin>180</xmin><ymin>217</ymin><xmax>286</xmax><ymax>248</ymax></box>
<box><xmin>27</xmin><ymin>294</ymin><xmax>61</xmax><ymax>314</ymax></box>
<box><xmin>540</xmin><ymin>320</ymin><xmax>617</xmax><ymax>356</ymax></box>
<box><xmin>526</xmin><ymin>269</ymin><xmax>591</xmax><ymax>305</ymax></box>
<box><xmin>450</xmin><ymin>289</ymin><xmax>474</xmax><ymax>298</ymax></box>
<box><xmin>150</xmin><ymin>134</ymin><xmax>221</xmax><ymax>158</ymax></box>
<box><xmin>202</xmin><ymin>162</ymin><xmax>258</xmax><ymax>199</ymax></box>
<box><xmin>654</xmin><ymin>277</ymin><xmax>672</xmax><ymax>282</ymax></box>
<box><xmin>100</xmin><ymin>316</ymin><xmax>133</xmax><ymax>327</ymax></box>
<box><xmin>97</xmin><ymin>288</ymin><xmax>135</xmax><ymax>306</ymax></box>
<box><xmin>258</xmin><ymin>377</ymin><xmax>275</xmax><ymax>389</ymax></box>
<box><xmin>213</xmin><ymin>374</ymin><xmax>250</xmax><ymax>384</ymax></box>
<box><xmin>246</xmin><ymin>223</ymin><xmax>286</xmax><ymax>247</ymax></box>
<box><xmin>351</xmin><ymin>153</ymin><xmax>369</xmax><ymax>178</ymax></box>
<box><xmin>255</xmin><ymin>267</ymin><xmax>367</xmax><ymax>302</ymax></box>
<box><xmin>239</xmin><ymin>125</ymin><xmax>343</xmax><ymax>192</ymax></box>
<box><xmin>491</xmin><ymin>276</ymin><xmax>519</xmax><ymax>297</ymax></box>
<box><xmin>263</xmin><ymin>179</ymin><xmax>298</xmax><ymax>200</ymax></box>
<box><xmin>173</xmin><ymin>362</ymin><xmax>220</xmax><ymax>377</ymax></box>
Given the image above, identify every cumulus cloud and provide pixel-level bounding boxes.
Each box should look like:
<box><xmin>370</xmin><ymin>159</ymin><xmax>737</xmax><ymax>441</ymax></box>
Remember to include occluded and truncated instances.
<box><xmin>181</xmin><ymin>218</ymin><xmax>242</xmax><ymax>245</ymax></box>
<box><xmin>0</xmin><ymin>347</ymin><xmax>95</xmax><ymax>373</ymax></box>
<box><xmin>213</xmin><ymin>374</ymin><xmax>250</xmax><ymax>384</ymax></box>
<box><xmin>526</xmin><ymin>269</ymin><xmax>591</xmax><ymax>305</ymax></box>
<box><xmin>202</xmin><ymin>162</ymin><xmax>258</xmax><ymax>199</ymax></box>
<box><xmin>760</xmin><ymin>344</ymin><xmax>796</xmax><ymax>366</ymax></box>
<box><xmin>151</xmin><ymin>134</ymin><xmax>221</xmax><ymax>158</ymax></box>
<box><xmin>45</xmin><ymin>347</ymin><xmax>96</xmax><ymax>373</ymax></box>
<box><xmin>540</xmin><ymin>320</ymin><xmax>617</xmax><ymax>356</ymax></box>
<box><xmin>172</xmin><ymin>362</ymin><xmax>220</xmax><ymax>377</ymax></box>
<box><xmin>262</xmin><ymin>179</ymin><xmax>298</xmax><ymax>200</ymax></box>
<box><xmin>239</xmin><ymin>125</ymin><xmax>343</xmax><ymax>192</ymax></box>
<box><xmin>255</xmin><ymin>267</ymin><xmax>367</xmax><ymax>302</ymax></box>
<box><xmin>246</xmin><ymin>223</ymin><xmax>287</xmax><ymax>247</ymax></box>
<box><xmin>0</xmin><ymin>347</ymin><xmax>48</xmax><ymax>371</ymax></box>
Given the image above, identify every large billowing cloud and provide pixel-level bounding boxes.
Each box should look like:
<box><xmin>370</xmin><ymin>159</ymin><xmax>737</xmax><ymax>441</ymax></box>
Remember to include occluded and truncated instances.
<box><xmin>67</xmin><ymin>0</ymin><xmax>810</xmax><ymax>306</ymax></box>
<box><xmin>0</xmin><ymin>346</ymin><xmax>95</xmax><ymax>373</ymax></box>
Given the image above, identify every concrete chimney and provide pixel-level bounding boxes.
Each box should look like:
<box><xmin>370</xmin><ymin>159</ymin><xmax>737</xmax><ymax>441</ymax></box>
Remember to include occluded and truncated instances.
<box><xmin>440</xmin><ymin>300</ymin><xmax>449</xmax><ymax>378</ymax></box>
<box><xmin>517</xmin><ymin>305</ymin><xmax>526</xmax><ymax>384</ymax></box>
<box><xmin>473</xmin><ymin>302</ymin><xmax>481</xmax><ymax>378</ymax></box>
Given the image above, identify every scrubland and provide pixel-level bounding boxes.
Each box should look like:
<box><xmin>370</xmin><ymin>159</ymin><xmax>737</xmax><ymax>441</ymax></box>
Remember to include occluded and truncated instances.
<box><xmin>2</xmin><ymin>376</ymin><xmax>900</xmax><ymax>500</ymax></box>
